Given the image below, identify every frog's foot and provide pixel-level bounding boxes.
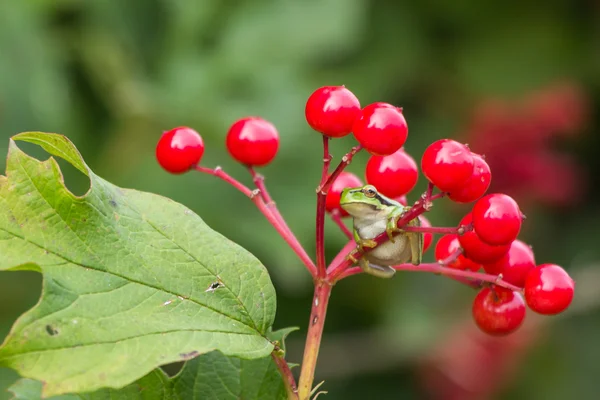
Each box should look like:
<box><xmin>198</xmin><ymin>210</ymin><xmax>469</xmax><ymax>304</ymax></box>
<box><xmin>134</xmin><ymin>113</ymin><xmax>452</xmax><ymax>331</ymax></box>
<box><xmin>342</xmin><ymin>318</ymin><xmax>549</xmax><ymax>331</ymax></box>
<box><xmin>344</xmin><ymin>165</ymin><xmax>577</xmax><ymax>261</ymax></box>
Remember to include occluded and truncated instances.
<box><xmin>359</xmin><ymin>258</ymin><xmax>396</xmax><ymax>279</ymax></box>
<box><xmin>346</xmin><ymin>253</ymin><xmax>359</xmax><ymax>264</ymax></box>
<box><xmin>357</xmin><ymin>238</ymin><xmax>378</xmax><ymax>250</ymax></box>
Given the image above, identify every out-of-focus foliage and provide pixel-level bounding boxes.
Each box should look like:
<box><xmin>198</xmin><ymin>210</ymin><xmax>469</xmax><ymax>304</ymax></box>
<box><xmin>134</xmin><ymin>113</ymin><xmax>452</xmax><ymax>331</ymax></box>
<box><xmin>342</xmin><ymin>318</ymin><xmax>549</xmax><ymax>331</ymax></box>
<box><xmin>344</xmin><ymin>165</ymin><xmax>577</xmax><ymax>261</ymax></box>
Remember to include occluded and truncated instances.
<box><xmin>0</xmin><ymin>0</ymin><xmax>598</xmax><ymax>399</ymax></box>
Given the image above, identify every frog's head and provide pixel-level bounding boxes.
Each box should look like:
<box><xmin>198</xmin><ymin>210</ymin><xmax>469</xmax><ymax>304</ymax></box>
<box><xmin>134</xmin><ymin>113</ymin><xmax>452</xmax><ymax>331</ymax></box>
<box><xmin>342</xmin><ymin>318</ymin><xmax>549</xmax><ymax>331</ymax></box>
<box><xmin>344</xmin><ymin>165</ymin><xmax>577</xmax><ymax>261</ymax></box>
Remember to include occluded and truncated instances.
<box><xmin>340</xmin><ymin>185</ymin><xmax>389</xmax><ymax>217</ymax></box>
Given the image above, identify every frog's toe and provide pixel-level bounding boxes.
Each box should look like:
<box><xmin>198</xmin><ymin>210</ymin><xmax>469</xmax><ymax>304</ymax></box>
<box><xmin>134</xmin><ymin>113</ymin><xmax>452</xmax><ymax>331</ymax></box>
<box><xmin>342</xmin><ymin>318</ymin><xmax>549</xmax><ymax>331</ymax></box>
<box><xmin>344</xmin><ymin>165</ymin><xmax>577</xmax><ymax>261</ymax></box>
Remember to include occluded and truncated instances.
<box><xmin>359</xmin><ymin>239</ymin><xmax>378</xmax><ymax>249</ymax></box>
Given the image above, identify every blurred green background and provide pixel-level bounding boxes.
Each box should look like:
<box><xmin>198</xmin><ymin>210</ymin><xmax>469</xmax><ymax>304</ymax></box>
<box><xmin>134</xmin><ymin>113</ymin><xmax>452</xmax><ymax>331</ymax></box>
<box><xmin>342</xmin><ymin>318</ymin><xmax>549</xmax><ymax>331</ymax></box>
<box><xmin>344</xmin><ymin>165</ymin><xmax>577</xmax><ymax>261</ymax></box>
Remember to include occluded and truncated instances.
<box><xmin>1</xmin><ymin>0</ymin><xmax>599</xmax><ymax>399</ymax></box>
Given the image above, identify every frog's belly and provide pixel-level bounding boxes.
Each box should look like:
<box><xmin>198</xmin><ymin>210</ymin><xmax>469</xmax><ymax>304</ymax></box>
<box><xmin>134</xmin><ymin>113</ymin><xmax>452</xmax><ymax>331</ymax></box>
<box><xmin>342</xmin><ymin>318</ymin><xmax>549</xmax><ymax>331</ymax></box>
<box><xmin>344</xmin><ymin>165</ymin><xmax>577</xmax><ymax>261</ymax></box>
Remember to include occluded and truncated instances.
<box><xmin>355</xmin><ymin>220</ymin><xmax>411</xmax><ymax>266</ymax></box>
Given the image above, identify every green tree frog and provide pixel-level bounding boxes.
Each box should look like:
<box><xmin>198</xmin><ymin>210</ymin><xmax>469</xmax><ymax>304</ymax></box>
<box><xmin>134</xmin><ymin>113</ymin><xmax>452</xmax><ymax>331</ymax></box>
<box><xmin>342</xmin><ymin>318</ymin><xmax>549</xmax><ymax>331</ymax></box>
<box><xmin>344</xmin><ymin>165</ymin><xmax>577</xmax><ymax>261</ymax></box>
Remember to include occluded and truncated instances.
<box><xmin>340</xmin><ymin>185</ymin><xmax>423</xmax><ymax>278</ymax></box>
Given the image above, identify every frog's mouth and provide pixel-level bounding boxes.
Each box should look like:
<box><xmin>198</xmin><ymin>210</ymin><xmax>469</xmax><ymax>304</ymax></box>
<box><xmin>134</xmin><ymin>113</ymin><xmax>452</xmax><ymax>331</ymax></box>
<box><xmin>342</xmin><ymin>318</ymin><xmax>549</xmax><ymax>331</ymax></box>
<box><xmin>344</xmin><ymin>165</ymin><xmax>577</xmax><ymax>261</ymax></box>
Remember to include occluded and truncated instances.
<box><xmin>339</xmin><ymin>201</ymin><xmax>379</xmax><ymax>217</ymax></box>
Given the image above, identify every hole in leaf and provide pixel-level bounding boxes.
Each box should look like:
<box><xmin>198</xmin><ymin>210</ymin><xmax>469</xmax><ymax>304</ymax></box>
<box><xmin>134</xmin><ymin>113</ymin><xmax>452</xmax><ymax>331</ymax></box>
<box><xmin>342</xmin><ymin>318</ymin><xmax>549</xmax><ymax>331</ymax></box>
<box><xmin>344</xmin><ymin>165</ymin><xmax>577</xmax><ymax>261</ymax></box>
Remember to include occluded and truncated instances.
<box><xmin>205</xmin><ymin>280</ymin><xmax>224</xmax><ymax>292</ymax></box>
<box><xmin>45</xmin><ymin>324</ymin><xmax>59</xmax><ymax>336</ymax></box>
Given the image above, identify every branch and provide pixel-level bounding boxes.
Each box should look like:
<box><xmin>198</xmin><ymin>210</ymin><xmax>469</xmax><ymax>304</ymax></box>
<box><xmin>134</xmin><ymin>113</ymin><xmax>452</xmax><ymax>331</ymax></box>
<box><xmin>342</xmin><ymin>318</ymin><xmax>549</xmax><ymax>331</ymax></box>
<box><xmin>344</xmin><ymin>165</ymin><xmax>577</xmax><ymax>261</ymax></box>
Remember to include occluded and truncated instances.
<box><xmin>315</xmin><ymin>136</ymin><xmax>332</xmax><ymax>277</ymax></box>
<box><xmin>195</xmin><ymin>166</ymin><xmax>317</xmax><ymax>276</ymax></box>
<box><xmin>337</xmin><ymin>262</ymin><xmax>522</xmax><ymax>292</ymax></box>
<box><xmin>271</xmin><ymin>350</ymin><xmax>299</xmax><ymax>400</ymax></box>
<box><xmin>297</xmin><ymin>281</ymin><xmax>333</xmax><ymax>399</ymax></box>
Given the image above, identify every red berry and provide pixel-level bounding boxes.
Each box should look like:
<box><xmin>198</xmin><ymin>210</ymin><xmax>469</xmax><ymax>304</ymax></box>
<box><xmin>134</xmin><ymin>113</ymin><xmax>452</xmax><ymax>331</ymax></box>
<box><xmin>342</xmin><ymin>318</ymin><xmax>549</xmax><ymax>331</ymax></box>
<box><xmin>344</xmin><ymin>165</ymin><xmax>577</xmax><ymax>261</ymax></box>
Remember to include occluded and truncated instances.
<box><xmin>421</xmin><ymin>139</ymin><xmax>474</xmax><ymax>192</ymax></box>
<box><xmin>393</xmin><ymin>195</ymin><xmax>408</xmax><ymax>206</ymax></box>
<box><xmin>472</xmin><ymin>287</ymin><xmax>526</xmax><ymax>335</ymax></box>
<box><xmin>448</xmin><ymin>153</ymin><xmax>492</xmax><ymax>203</ymax></box>
<box><xmin>458</xmin><ymin>213</ymin><xmax>511</xmax><ymax>264</ymax></box>
<box><xmin>524</xmin><ymin>264</ymin><xmax>574</xmax><ymax>315</ymax></box>
<box><xmin>472</xmin><ymin>194</ymin><xmax>522</xmax><ymax>246</ymax></box>
<box><xmin>365</xmin><ymin>149</ymin><xmax>418</xmax><ymax>198</ymax></box>
<box><xmin>419</xmin><ymin>215</ymin><xmax>433</xmax><ymax>253</ymax></box>
<box><xmin>305</xmin><ymin>86</ymin><xmax>361</xmax><ymax>138</ymax></box>
<box><xmin>434</xmin><ymin>234</ymin><xmax>481</xmax><ymax>271</ymax></box>
<box><xmin>352</xmin><ymin>102</ymin><xmax>408</xmax><ymax>156</ymax></box>
<box><xmin>156</xmin><ymin>127</ymin><xmax>205</xmax><ymax>174</ymax></box>
<box><xmin>483</xmin><ymin>240</ymin><xmax>535</xmax><ymax>287</ymax></box>
<box><xmin>226</xmin><ymin>117</ymin><xmax>279</xmax><ymax>166</ymax></box>
<box><xmin>326</xmin><ymin>172</ymin><xmax>363</xmax><ymax>216</ymax></box>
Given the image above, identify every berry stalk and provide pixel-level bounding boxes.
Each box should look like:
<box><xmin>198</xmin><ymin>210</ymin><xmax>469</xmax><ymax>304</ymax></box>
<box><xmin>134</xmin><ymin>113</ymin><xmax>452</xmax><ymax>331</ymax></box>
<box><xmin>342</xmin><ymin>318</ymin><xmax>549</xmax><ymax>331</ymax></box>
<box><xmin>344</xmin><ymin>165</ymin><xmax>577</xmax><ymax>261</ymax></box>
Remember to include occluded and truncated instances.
<box><xmin>337</xmin><ymin>262</ymin><xmax>523</xmax><ymax>291</ymax></box>
<box><xmin>194</xmin><ymin>165</ymin><xmax>318</xmax><ymax>276</ymax></box>
<box><xmin>402</xmin><ymin>225</ymin><xmax>472</xmax><ymax>235</ymax></box>
<box><xmin>315</xmin><ymin>136</ymin><xmax>333</xmax><ymax>277</ymax></box>
<box><xmin>248</xmin><ymin>167</ymin><xmax>304</xmax><ymax>250</ymax></box>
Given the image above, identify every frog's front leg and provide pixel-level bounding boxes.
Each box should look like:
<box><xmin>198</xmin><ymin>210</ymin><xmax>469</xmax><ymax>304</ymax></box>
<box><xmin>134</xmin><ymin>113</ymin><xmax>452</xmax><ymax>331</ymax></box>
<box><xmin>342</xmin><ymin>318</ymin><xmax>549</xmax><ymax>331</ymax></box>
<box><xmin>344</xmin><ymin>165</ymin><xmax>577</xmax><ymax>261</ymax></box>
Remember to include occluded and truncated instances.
<box><xmin>385</xmin><ymin>206</ymin><xmax>409</xmax><ymax>242</ymax></box>
<box><xmin>358</xmin><ymin>257</ymin><xmax>396</xmax><ymax>279</ymax></box>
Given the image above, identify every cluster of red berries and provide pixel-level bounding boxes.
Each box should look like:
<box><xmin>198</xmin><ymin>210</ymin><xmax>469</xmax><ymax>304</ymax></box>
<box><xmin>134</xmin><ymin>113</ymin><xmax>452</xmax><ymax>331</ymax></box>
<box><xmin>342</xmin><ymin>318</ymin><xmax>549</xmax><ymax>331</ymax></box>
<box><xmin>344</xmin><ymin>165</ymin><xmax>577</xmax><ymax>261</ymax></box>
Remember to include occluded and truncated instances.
<box><xmin>155</xmin><ymin>85</ymin><xmax>575</xmax><ymax>337</ymax></box>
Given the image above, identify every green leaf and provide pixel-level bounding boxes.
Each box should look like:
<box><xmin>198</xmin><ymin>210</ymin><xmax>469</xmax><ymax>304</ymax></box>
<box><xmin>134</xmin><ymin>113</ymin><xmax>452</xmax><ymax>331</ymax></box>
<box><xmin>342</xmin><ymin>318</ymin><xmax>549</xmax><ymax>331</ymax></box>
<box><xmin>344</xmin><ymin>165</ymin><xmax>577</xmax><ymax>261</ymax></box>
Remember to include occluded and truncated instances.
<box><xmin>8</xmin><ymin>328</ymin><xmax>298</xmax><ymax>400</ymax></box>
<box><xmin>8</xmin><ymin>369</ymin><xmax>171</xmax><ymax>400</ymax></box>
<box><xmin>171</xmin><ymin>327</ymin><xmax>297</xmax><ymax>400</ymax></box>
<box><xmin>0</xmin><ymin>132</ymin><xmax>277</xmax><ymax>397</ymax></box>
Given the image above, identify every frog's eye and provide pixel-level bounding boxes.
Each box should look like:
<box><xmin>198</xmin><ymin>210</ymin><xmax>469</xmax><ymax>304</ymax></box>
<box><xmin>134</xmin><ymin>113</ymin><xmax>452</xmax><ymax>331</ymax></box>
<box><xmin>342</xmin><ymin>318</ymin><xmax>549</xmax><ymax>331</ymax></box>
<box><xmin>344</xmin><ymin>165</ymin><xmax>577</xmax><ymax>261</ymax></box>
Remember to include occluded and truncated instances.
<box><xmin>363</xmin><ymin>186</ymin><xmax>377</xmax><ymax>198</ymax></box>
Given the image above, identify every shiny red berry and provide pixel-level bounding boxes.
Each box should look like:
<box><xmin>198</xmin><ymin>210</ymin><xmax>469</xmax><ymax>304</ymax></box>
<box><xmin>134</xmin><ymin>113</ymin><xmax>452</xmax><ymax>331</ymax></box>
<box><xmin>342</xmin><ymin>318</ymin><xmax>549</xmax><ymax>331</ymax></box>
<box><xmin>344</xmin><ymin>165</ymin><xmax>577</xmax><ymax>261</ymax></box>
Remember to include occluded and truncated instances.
<box><xmin>365</xmin><ymin>148</ymin><xmax>418</xmax><ymax>198</ymax></box>
<box><xmin>472</xmin><ymin>194</ymin><xmax>522</xmax><ymax>246</ymax></box>
<box><xmin>524</xmin><ymin>264</ymin><xmax>574</xmax><ymax>315</ymax></box>
<box><xmin>352</xmin><ymin>102</ymin><xmax>408</xmax><ymax>156</ymax></box>
<box><xmin>419</xmin><ymin>215</ymin><xmax>433</xmax><ymax>253</ymax></box>
<box><xmin>393</xmin><ymin>195</ymin><xmax>408</xmax><ymax>206</ymax></box>
<box><xmin>421</xmin><ymin>139</ymin><xmax>474</xmax><ymax>192</ymax></box>
<box><xmin>472</xmin><ymin>287</ymin><xmax>526</xmax><ymax>336</ymax></box>
<box><xmin>156</xmin><ymin>127</ymin><xmax>205</xmax><ymax>174</ymax></box>
<box><xmin>325</xmin><ymin>172</ymin><xmax>363</xmax><ymax>216</ymax></box>
<box><xmin>458</xmin><ymin>213</ymin><xmax>511</xmax><ymax>264</ymax></box>
<box><xmin>448</xmin><ymin>153</ymin><xmax>492</xmax><ymax>203</ymax></box>
<box><xmin>305</xmin><ymin>86</ymin><xmax>361</xmax><ymax>138</ymax></box>
<box><xmin>483</xmin><ymin>240</ymin><xmax>535</xmax><ymax>287</ymax></box>
<box><xmin>226</xmin><ymin>117</ymin><xmax>279</xmax><ymax>166</ymax></box>
<box><xmin>434</xmin><ymin>234</ymin><xmax>480</xmax><ymax>271</ymax></box>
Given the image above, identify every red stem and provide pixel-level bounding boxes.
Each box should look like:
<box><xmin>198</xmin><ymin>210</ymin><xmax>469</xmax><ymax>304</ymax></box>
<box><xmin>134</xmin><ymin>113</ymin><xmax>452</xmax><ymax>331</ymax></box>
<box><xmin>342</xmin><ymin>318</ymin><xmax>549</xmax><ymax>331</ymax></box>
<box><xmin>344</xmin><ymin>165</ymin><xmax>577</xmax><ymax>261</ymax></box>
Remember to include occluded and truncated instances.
<box><xmin>248</xmin><ymin>167</ymin><xmax>305</xmax><ymax>249</ymax></box>
<box><xmin>315</xmin><ymin>136</ymin><xmax>332</xmax><ymax>277</ymax></box>
<box><xmin>297</xmin><ymin>281</ymin><xmax>332</xmax><ymax>399</ymax></box>
<box><xmin>271</xmin><ymin>351</ymin><xmax>299</xmax><ymax>399</ymax></box>
<box><xmin>337</xmin><ymin>263</ymin><xmax>522</xmax><ymax>291</ymax></box>
<box><xmin>402</xmin><ymin>225</ymin><xmax>472</xmax><ymax>235</ymax></box>
<box><xmin>194</xmin><ymin>166</ymin><xmax>318</xmax><ymax>276</ymax></box>
<box><xmin>195</xmin><ymin>166</ymin><xmax>254</xmax><ymax>197</ymax></box>
<box><xmin>329</xmin><ymin>209</ymin><xmax>353</xmax><ymax>239</ymax></box>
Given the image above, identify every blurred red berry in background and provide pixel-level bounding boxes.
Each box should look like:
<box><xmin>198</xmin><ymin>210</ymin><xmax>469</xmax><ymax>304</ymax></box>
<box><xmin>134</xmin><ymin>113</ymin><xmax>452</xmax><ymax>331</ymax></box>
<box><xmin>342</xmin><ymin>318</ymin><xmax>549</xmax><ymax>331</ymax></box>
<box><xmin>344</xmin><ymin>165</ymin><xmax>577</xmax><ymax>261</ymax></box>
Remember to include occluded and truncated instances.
<box><xmin>464</xmin><ymin>82</ymin><xmax>588</xmax><ymax>207</ymax></box>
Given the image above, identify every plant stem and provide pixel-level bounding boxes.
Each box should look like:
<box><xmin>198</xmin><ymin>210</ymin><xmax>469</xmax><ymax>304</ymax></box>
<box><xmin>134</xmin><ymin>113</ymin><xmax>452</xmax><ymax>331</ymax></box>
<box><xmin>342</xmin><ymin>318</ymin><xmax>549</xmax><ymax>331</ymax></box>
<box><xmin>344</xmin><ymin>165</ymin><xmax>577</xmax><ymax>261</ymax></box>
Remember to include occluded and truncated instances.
<box><xmin>271</xmin><ymin>350</ymin><xmax>299</xmax><ymax>400</ymax></box>
<box><xmin>315</xmin><ymin>144</ymin><xmax>362</xmax><ymax>277</ymax></box>
<box><xmin>248</xmin><ymin>167</ymin><xmax>315</xmax><ymax>271</ymax></box>
<box><xmin>329</xmin><ymin>209</ymin><xmax>353</xmax><ymax>239</ymax></box>
<box><xmin>315</xmin><ymin>137</ymin><xmax>332</xmax><ymax>277</ymax></box>
<box><xmin>195</xmin><ymin>166</ymin><xmax>254</xmax><ymax>197</ymax></box>
<box><xmin>195</xmin><ymin>165</ymin><xmax>318</xmax><ymax>276</ymax></box>
<box><xmin>248</xmin><ymin>167</ymin><xmax>291</xmax><ymax>231</ymax></box>
<box><xmin>402</xmin><ymin>225</ymin><xmax>472</xmax><ymax>235</ymax></box>
<box><xmin>336</xmin><ymin>263</ymin><xmax>522</xmax><ymax>291</ymax></box>
<box><xmin>297</xmin><ymin>280</ymin><xmax>333</xmax><ymax>400</ymax></box>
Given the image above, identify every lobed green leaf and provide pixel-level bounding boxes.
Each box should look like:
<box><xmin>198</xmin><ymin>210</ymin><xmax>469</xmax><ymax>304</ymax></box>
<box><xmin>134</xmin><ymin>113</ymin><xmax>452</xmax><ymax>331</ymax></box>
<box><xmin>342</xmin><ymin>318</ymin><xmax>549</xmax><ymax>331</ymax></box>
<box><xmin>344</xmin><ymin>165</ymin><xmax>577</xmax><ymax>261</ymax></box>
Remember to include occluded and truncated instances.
<box><xmin>0</xmin><ymin>133</ymin><xmax>277</xmax><ymax>396</ymax></box>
